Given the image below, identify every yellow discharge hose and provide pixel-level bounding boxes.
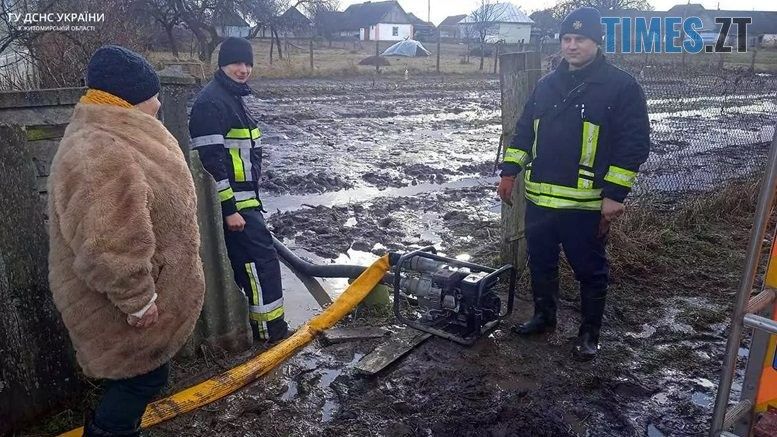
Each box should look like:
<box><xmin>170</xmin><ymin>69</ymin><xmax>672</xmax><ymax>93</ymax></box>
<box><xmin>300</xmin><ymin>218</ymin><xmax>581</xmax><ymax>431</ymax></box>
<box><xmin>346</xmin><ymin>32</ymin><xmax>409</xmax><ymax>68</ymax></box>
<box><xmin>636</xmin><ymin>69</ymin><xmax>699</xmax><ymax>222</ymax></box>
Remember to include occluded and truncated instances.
<box><xmin>59</xmin><ymin>255</ymin><xmax>391</xmax><ymax>437</ymax></box>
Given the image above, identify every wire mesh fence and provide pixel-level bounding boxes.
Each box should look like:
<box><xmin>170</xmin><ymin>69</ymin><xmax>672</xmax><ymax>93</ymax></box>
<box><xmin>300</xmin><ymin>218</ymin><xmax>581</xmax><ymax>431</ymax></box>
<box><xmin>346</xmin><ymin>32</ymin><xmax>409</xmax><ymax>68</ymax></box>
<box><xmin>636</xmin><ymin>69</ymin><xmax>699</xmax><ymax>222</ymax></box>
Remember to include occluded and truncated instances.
<box><xmin>611</xmin><ymin>60</ymin><xmax>777</xmax><ymax>197</ymax></box>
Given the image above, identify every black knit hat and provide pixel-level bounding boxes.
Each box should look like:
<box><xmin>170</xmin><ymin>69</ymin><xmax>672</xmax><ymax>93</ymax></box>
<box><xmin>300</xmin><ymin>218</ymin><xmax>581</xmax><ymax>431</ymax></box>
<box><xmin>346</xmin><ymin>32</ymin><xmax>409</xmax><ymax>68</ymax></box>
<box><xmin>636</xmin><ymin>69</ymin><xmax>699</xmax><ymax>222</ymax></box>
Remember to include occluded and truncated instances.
<box><xmin>218</xmin><ymin>37</ymin><xmax>254</xmax><ymax>67</ymax></box>
<box><xmin>86</xmin><ymin>45</ymin><xmax>160</xmax><ymax>105</ymax></box>
<box><xmin>559</xmin><ymin>7</ymin><xmax>603</xmax><ymax>44</ymax></box>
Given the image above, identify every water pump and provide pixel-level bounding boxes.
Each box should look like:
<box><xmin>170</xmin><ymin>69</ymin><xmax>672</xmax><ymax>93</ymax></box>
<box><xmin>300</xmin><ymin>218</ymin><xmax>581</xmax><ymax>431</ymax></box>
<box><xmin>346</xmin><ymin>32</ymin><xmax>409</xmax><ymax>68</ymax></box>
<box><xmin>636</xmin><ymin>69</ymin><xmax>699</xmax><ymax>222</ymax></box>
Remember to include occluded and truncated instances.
<box><xmin>390</xmin><ymin>246</ymin><xmax>516</xmax><ymax>345</ymax></box>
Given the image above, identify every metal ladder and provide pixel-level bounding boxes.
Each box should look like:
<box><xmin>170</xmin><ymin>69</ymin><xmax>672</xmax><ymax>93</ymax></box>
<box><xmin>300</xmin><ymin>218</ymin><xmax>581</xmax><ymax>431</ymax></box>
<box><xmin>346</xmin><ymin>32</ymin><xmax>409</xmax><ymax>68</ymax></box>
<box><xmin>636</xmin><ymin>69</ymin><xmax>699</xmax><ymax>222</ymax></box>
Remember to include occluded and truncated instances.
<box><xmin>710</xmin><ymin>129</ymin><xmax>777</xmax><ymax>437</ymax></box>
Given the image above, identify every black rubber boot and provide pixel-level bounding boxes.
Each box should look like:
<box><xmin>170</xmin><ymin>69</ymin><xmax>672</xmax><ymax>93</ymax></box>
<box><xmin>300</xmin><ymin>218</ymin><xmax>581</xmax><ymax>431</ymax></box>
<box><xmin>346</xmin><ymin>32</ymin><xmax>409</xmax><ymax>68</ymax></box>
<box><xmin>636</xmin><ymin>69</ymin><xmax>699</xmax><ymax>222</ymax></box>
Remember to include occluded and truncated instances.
<box><xmin>84</xmin><ymin>419</ymin><xmax>140</xmax><ymax>437</ymax></box>
<box><xmin>572</xmin><ymin>331</ymin><xmax>600</xmax><ymax>361</ymax></box>
<box><xmin>512</xmin><ymin>312</ymin><xmax>557</xmax><ymax>336</ymax></box>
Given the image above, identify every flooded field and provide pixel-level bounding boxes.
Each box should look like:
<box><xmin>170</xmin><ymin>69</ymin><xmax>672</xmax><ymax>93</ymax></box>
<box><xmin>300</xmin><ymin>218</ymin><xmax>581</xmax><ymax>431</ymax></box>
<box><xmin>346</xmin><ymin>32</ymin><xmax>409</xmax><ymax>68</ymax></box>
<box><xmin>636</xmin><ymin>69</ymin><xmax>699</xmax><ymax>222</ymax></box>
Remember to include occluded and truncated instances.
<box><xmin>153</xmin><ymin>74</ymin><xmax>776</xmax><ymax>436</ymax></box>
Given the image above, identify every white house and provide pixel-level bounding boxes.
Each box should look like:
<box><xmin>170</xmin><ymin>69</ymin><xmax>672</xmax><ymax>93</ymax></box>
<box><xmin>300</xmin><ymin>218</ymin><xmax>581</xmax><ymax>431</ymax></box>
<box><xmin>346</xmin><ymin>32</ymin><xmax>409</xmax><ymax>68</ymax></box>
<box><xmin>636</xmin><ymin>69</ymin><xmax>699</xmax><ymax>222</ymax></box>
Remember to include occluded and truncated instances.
<box><xmin>460</xmin><ymin>3</ymin><xmax>533</xmax><ymax>44</ymax></box>
<box><xmin>330</xmin><ymin>1</ymin><xmax>413</xmax><ymax>42</ymax></box>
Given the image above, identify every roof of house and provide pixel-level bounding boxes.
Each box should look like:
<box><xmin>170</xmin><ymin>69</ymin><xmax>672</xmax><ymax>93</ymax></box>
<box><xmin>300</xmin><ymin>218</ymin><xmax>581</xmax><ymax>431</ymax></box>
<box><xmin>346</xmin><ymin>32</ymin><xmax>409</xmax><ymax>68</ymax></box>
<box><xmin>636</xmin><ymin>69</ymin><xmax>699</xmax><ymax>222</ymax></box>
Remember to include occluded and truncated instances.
<box><xmin>213</xmin><ymin>10</ymin><xmax>249</xmax><ymax>27</ymax></box>
<box><xmin>407</xmin><ymin>13</ymin><xmax>434</xmax><ymax>28</ymax></box>
<box><xmin>343</xmin><ymin>1</ymin><xmax>408</xmax><ymax>27</ymax></box>
<box><xmin>461</xmin><ymin>2</ymin><xmax>534</xmax><ymax>25</ymax></box>
<box><xmin>439</xmin><ymin>14</ymin><xmax>467</xmax><ymax>27</ymax></box>
<box><xmin>280</xmin><ymin>6</ymin><xmax>312</xmax><ymax>26</ymax></box>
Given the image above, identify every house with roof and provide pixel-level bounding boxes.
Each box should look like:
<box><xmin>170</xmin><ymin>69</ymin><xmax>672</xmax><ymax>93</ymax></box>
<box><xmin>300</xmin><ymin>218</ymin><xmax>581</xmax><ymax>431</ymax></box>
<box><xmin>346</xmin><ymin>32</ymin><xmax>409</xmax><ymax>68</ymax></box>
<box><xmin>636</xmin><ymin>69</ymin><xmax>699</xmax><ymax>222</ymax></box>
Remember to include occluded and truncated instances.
<box><xmin>459</xmin><ymin>3</ymin><xmax>534</xmax><ymax>44</ymax></box>
<box><xmin>279</xmin><ymin>6</ymin><xmax>314</xmax><ymax>38</ymax></box>
<box><xmin>214</xmin><ymin>11</ymin><xmax>250</xmax><ymax>38</ymax></box>
<box><xmin>323</xmin><ymin>1</ymin><xmax>413</xmax><ymax>41</ymax></box>
<box><xmin>438</xmin><ymin>14</ymin><xmax>467</xmax><ymax>40</ymax></box>
<box><xmin>407</xmin><ymin>13</ymin><xmax>436</xmax><ymax>41</ymax></box>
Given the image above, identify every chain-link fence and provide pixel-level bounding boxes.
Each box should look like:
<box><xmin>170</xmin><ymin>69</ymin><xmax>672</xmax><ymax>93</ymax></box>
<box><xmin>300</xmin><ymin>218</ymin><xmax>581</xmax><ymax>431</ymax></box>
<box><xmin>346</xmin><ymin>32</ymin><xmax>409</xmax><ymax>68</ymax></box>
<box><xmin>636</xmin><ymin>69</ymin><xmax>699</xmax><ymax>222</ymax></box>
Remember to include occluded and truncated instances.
<box><xmin>612</xmin><ymin>60</ymin><xmax>777</xmax><ymax>197</ymax></box>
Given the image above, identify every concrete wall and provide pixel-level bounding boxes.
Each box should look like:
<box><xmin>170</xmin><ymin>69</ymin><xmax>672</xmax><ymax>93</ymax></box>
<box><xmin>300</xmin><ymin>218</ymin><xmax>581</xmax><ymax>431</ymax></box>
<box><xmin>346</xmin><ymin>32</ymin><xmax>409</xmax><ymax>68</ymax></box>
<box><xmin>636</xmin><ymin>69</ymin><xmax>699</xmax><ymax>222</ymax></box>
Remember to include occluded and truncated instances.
<box><xmin>0</xmin><ymin>124</ymin><xmax>83</xmax><ymax>436</ymax></box>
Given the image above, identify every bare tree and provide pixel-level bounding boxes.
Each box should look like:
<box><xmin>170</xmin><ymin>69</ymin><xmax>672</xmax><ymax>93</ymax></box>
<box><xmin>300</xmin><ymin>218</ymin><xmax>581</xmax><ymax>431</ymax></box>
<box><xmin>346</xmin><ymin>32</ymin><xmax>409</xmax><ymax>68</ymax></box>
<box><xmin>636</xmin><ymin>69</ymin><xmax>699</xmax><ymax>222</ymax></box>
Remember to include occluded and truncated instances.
<box><xmin>463</xmin><ymin>0</ymin><xmax>502</xmax><ymax>71</ymax></box>
<box><xmin>144</xmin><ymin>0</ymin><xmax>182</xmax><ymax>57</ymax></box>
<box><xmin>174</xmin><ymin>0</ymin><xmax>240</xmax><ymax>64</ymax></box>
<box><xmin>305</xmin><ymin>0</ymin><xmax>339</xmax><ymax>45</ymax></box>
<box><xmin>549</xmin><ymin>0</ymin><xmax>653</xmax><ymax>21</ymax></box>
<box><xmin>26</xmin><ymin>0</ymin><xmax>153</xmax><ymax>87</ymax></box>
<box><xmin>240</xmin><ymin>0</ymin><xmax>285</xmax><ymax>61</ymax></box>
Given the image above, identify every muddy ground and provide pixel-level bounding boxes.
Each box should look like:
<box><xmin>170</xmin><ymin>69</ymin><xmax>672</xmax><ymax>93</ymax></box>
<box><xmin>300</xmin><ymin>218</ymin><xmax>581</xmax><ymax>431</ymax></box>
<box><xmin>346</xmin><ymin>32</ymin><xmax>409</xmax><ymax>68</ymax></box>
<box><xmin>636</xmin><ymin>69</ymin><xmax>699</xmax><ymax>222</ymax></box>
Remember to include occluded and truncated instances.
<box><xmin>153</xmin><ymin>75</ymin><xmax>777</xmax><ymax>436</ymax></box>
<box><xmin>26</xmin><ymin>74</ymin><xmax>777</xmax><ymax>436</ymax></box>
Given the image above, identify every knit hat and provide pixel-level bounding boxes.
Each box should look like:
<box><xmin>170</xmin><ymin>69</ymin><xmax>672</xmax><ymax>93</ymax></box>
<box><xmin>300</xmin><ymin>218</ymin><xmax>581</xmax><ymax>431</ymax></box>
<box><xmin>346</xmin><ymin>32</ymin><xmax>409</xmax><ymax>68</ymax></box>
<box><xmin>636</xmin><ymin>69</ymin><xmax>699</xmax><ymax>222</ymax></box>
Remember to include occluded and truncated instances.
<box><xmin>218</xmin><ymin>37</ymin><xmax>254</xmax><ymax>67</ymax></box>
<box><xmin>559</xmin><ymin>7</ymin><xmax>603</xmax><ymax>45</ymax></box>
<box><xmin>86</xmin><ymin>45</ymin><xmax>160</xmax><ymax>105</ymax></box>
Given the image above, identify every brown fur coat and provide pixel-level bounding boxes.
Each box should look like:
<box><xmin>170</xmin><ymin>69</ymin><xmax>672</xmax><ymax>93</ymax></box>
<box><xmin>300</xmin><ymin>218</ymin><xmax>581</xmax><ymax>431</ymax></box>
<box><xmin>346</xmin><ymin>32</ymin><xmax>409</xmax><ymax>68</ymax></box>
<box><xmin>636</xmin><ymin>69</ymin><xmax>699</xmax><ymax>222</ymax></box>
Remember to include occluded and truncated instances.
<box><xmin>48</xmin><ymin>103</ymin><xmax>205</xmax><ymax>379</ymax></box>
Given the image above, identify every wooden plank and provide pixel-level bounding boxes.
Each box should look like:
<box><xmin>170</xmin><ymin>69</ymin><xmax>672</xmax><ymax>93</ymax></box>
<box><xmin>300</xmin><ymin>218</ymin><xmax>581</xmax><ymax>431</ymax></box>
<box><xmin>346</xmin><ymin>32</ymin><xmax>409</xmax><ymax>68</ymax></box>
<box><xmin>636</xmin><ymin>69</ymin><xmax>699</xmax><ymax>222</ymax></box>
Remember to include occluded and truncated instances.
<box><xmin>321</xmin><ymin>327</ymin><xmax>389</xmax><ymax>344</ymax></box>
<box><xmin>355</xmin><ymin>329</ymin><xmax>432</xmax><ymax>376</ymax></box>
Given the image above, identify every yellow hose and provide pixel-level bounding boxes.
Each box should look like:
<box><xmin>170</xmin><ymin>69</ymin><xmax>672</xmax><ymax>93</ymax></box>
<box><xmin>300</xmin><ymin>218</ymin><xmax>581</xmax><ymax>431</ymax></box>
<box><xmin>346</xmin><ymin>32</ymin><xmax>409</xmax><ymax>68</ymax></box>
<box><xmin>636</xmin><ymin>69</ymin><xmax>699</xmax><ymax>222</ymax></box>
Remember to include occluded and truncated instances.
<box><xmin>59</xmin><ymin>255</ymin><xmax>390</xmax><ymax>437</ymax></box>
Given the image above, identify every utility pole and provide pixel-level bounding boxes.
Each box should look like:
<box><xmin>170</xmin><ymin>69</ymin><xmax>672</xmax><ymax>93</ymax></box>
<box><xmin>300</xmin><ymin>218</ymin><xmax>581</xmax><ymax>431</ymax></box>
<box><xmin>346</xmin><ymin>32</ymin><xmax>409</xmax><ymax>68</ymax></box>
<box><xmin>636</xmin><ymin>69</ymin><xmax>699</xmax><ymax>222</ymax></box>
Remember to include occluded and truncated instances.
<box><xmin>428</xmin><ymin>0</ymin><xmax>431</xmax><ymax>23</ymax></box>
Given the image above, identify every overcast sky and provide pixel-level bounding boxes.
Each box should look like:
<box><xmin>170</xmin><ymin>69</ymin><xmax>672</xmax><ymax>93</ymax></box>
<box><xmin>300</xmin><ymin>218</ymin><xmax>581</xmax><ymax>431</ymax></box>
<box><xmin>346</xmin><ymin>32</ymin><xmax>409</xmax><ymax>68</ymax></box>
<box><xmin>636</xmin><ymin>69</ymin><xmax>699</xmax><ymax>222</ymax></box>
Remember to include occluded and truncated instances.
<box><xmin>338</xmin><ymin>0</ymin><xmax>777</xmax><ymax>26</ymax></box>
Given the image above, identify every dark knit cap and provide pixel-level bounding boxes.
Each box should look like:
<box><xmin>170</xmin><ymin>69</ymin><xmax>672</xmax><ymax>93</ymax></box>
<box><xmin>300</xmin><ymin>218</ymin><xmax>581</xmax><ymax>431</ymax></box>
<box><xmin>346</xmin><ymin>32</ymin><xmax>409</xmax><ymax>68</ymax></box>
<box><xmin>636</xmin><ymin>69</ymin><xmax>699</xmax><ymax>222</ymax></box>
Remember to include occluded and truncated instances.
<box><xmin>86</xmin><ymin>45</ymin><xmax>160</xmax><ymax>105</ymax></box>
<box><xmin>559</xmin><ymin>7</ymin><xmax>603</xmax><ymax>44</ymax></box>
<box><xmin>218</xmin><ymin>37</ymin><xmax>254</xmax><ymax>67</ymax></box>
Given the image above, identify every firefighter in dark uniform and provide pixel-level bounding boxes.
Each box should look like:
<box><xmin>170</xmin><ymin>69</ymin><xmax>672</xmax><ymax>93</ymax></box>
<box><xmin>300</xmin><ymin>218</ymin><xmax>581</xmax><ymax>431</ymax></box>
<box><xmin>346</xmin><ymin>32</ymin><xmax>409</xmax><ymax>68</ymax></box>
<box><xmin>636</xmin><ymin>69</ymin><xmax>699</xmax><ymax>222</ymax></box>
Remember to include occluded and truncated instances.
<box><xmin>189</xmin><ymin>37</ymin><xmax>288</xmax><ymax>343</ymax></box>
<box><xmin>497</xmin><ymin>8</ymin><xmax>650</xmax><ymax>361</ymax></box>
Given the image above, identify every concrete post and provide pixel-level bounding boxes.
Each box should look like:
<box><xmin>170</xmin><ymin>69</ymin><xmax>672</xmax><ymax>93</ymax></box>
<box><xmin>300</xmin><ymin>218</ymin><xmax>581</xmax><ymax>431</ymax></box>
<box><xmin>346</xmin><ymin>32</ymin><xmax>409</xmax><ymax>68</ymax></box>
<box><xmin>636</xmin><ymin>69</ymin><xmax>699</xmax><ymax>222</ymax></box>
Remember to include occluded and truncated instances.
<box><xmin>0</xmin><ymin>125</ymin><xmax>82</xmax><ymax>434</ymax></box>
<box><xmin>158</xmin><ymin>68</ymin><xmax>253</xmax><ymax>356</ymax></box>
<box><xmin>498</xmin><ymin>52</ymin><xmax>541</xmax><ymax>269</ymax></box>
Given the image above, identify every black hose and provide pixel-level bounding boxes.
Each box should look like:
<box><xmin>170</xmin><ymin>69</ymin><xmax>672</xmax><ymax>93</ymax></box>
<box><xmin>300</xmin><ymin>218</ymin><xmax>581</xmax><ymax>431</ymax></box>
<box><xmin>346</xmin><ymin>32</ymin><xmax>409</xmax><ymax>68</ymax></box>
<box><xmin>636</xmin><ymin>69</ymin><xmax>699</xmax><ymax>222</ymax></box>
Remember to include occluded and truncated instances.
<box><xmin>272</xmin><ymin>236</ymin><xmax>368</xmax><ymax>279</ymax></box>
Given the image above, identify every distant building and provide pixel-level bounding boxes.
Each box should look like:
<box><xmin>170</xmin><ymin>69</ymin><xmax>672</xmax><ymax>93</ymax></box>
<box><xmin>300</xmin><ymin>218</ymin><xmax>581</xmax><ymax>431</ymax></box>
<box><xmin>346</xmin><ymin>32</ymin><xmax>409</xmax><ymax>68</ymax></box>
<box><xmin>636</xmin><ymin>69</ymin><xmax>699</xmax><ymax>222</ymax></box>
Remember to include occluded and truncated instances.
<box><xmin>460</xmin><ymin>3</ymin><xmax>533</xmax><ymax>45</ymax></box>
<box><xmin>279</xmin><ymin>6</ymin><xmax>314</xmax><ymax>39</ymax></box>
<box><xmin>321</xmin><ymin>1</ymin><xmax>413</xmax><ymax>41</ymax></box>
<box><xmin>214</xmin><ymin>11</ymin><xmax>250</xmax><ymax>38</ymax></box>
<box><xmin>438</xmin><ymin>14</ymin><xmax>467</xmax><ymax>40</ymax></box>
<box><xmin>407</xmin><ymin>13</ymin><xmax>437</xmax><ymax>41</ymax></box>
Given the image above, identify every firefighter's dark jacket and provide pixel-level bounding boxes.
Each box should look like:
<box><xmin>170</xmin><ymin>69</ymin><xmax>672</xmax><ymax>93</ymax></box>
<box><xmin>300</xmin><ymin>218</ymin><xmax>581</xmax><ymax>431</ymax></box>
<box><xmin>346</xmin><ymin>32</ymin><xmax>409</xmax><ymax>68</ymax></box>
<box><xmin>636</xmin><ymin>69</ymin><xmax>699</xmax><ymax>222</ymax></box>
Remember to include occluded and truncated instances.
<box><xmin>501</xmin><ymin>53</ymin><xmax>650</xmax><ymax>209</ymax></box>
<box><xmin>190</xmin><ymin>70</ymin><xmax>262</xmax><ymax>216</ymax></box>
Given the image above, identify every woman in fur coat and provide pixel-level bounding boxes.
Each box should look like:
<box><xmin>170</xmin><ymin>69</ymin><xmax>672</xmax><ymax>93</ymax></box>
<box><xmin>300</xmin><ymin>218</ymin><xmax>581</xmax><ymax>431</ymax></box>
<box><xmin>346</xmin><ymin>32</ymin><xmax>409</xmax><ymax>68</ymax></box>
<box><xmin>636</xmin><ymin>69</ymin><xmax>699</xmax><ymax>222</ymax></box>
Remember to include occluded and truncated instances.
<box><xmin>47</xmin><ymin>45</ymin><xmax>205</xmax><ymax>436</ymax></box>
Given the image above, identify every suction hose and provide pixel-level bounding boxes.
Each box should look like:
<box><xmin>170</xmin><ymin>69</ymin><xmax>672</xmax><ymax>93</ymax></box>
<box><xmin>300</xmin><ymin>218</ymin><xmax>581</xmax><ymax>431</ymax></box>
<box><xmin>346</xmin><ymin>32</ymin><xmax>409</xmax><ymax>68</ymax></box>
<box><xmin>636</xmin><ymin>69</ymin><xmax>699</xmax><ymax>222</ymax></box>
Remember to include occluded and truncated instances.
<box><xmin>58</xmin><ymin>255</ymin><xmax>392</xmax><ymax>437</ymax></box>
<box><xmin>272</xmin><ymin>236</ymin><xmax>368</xmax><ymax>279</ymax></box>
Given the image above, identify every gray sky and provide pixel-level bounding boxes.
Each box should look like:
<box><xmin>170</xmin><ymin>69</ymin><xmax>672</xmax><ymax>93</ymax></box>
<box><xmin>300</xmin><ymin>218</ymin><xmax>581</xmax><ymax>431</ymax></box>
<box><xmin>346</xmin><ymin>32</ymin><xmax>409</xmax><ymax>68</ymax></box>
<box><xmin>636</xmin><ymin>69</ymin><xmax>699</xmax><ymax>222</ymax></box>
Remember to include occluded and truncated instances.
<box><xmin>338</xmin><ymin>1</ymin><xmax>777</xmax><ymax>26</ymax></box>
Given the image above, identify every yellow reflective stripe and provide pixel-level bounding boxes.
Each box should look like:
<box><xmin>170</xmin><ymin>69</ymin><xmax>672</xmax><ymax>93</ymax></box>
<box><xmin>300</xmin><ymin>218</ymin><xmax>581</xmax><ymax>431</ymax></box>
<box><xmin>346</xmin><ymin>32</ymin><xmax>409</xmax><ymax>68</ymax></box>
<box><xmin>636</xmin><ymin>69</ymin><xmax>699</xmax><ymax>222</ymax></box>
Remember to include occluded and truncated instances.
<box><xmin>580</xmin><ymin>121</ymin><xmax>599</xmax><ymax>167</ymax></box>
<box><xmin>249</xmin><ymin>306</ymin><xmax>285</xmax><ymax>322</ymax></box>
<box><xmin>245</xmin><ymin>263</ymin><xmax>261</xmax><ymax>310</ymax></box>
<box><xmin>525</xmin><ymin>180</ymin><xmax>602</xmax><ymax>200</ymax></box>
<box><xmin>525</xmin><ymin>192</ymin><xmax>602</xmax><ymax>210</ymax></box>
<box><xmin>236</xmin><ymin>198</ymin><xmax>261</xmax><ymax>211</ymax></box>
<box><xmin>532</xmin><ymin>119</ymin><xmax>539</xmax><ymax>158</ymax></box>
<box><xmin>504</xmin><ymin>148</ymin><xmax>530</xmax><ymax>167</ymax></box>
<box><xmin>230</xmin><ymin>148</ymin><xmax>246</xmax><ymax>182</ymax></box>
<box><xmin>226</xmin><ymin>128</ymin><xmax>262</xmax><ymax>140</ymax></box>
<box><xmin>604</xmin><ymin>165</ymin><xmax>638</xmax><ymax>188</ymax></box>
<box><xmin>218</xmin><ymin>187</ymin><xmax>235</xmax><ymax>202</ymax></box>
<box><xmin>226</xmin><ymin>128</ymin><xmax>250</xmax><ymax>139</ymax></box>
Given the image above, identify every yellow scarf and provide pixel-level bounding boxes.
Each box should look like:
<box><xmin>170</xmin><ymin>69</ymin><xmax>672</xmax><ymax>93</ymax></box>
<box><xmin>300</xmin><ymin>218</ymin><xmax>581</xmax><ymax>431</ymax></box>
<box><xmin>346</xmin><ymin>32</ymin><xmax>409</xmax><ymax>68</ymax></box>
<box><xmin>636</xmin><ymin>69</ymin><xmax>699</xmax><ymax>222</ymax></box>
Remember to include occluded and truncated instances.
<box><xmin>79</xmin><ymin>89</ymin><xmax>133</xmax><ymax>108</ymax></box>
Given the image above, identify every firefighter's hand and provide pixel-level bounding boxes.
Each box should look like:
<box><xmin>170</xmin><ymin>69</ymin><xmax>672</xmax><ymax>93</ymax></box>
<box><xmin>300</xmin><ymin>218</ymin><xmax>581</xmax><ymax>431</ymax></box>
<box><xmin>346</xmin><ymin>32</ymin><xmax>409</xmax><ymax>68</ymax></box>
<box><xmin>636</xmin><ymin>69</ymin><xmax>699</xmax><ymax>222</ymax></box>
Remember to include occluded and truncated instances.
<box><xmin>127</xmin><ymin>303</ymin><xmax>159</xmax><ymax>328</ymax></box>
<box><xmin>497</xmin><ymin>176</ymin><xmax>516</xmax><ymax>206</ymax></box>
<box><xmin>225</xmin><ymin>212</ymin><xmax>246</xmax><ymax>232</ymax></box>
<box><xmin>599</xmin><ymin>198</ymin><xmax>625</xmax><ymax>238</ymax></box>
<box><xmin>601</xmin><ymin>198</ymin><xmax>625</xmax><ymax>222</ymax></box>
